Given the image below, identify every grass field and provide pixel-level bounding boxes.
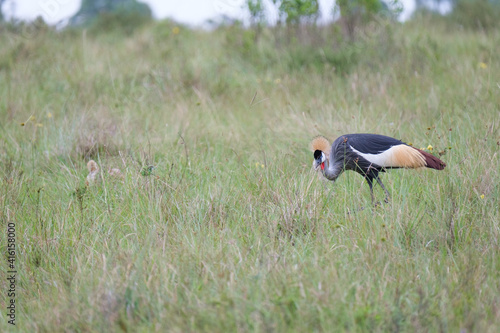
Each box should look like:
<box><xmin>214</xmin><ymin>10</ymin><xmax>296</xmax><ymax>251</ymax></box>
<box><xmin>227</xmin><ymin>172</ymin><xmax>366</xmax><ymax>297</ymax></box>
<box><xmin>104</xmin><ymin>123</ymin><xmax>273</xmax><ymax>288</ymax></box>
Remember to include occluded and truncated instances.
<box><xmin>1</xmin><ymin>15</ymin><xmax>499</xmax><ymax>331</ymax></box>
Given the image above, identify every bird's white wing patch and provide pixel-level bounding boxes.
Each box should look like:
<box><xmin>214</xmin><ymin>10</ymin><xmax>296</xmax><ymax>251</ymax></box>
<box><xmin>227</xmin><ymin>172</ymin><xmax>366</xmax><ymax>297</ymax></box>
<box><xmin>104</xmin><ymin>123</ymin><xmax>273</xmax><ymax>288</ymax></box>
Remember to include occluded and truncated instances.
<box><xmin>349</xmin><ymin>145</ymin><xmax>394</xmax><ymax>166</ymax></box>
<box><xmin>349</xmin><ymin>144</ymin><xmax>425</xmax><ymax>168</ymax></box>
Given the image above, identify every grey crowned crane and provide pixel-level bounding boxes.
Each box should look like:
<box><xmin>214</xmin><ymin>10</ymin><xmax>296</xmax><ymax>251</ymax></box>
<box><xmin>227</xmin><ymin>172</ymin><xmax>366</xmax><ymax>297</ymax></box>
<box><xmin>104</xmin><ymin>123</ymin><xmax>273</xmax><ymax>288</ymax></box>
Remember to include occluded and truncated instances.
<box><xmin>311</xmin><ymin>134</ymin><xmax>446</xmax><ymax>204</ymax></box>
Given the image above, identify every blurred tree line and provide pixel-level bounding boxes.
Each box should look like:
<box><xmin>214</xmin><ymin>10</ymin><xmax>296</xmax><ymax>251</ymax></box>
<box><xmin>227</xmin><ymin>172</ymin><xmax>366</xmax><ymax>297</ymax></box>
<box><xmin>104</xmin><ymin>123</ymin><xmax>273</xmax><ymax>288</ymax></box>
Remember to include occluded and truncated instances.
<box><xmin>0</xmin><ymin>0</ymin><xmax>499</xmax><ymax>33</ymax></box>
<box><xmin>246</xmin><ymin>0</ymin><xmax>500</xmax><ymax>31</ymax></box>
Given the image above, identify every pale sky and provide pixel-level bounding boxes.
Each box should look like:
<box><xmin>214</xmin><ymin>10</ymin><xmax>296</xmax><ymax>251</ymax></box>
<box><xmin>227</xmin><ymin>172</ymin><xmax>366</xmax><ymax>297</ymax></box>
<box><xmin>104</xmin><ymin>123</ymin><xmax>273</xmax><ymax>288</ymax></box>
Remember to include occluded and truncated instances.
<box><xmin>1</xmin><ymin>0</ymin><xmax>429</xmax><ymax>26</ymax></box>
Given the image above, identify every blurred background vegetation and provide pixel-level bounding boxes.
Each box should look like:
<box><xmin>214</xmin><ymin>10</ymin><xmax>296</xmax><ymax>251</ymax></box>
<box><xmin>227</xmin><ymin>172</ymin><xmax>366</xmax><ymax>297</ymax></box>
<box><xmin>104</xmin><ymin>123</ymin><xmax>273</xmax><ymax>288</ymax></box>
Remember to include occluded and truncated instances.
<box><xmin>1</xmin><ymin>0</ymin><xmax>498</xmax><ymax>76</ymax></box>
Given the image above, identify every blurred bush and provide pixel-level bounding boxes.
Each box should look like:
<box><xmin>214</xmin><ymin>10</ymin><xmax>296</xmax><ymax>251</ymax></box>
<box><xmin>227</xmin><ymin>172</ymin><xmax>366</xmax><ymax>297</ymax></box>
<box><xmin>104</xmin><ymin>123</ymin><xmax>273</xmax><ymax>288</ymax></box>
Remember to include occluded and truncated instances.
<box><xmin>222</xmin><ymin>17</ymin><xmax>398</xmax><ymax>75</ymax></box>
<box><xmin>447</xmin><ymin>0</ymin><xmax>500</xmax><ymax>31</ymax></box>
<box><xmin>278</xmin><ymin>0</ymin><xmax>320</xmax><ymax>24</ymax></box>
<box><xmin>87</xmin><ymin>9</ymin><xmax>152</xmax><ymax>35</ymax></box>
<box><xmin>229</xmin><ymin>0</ymin><xmax>400</xmax><ymax>74</ymax></box>
<box><xmin>336</xmin><ymin>0</ymin><xmax>391</xmax><ymax>38</ymax></box>
<box><xmin>70</xmin><ymin>0</ymin><xmax>152</xmax><ymax>35</ymax></box>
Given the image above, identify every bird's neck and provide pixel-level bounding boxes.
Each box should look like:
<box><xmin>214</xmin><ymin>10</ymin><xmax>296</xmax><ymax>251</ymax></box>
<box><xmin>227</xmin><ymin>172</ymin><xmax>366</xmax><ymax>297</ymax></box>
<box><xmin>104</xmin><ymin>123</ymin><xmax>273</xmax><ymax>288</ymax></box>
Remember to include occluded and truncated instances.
<box><xmin>323</xmin><ymin>158</ymin><xmax>342</xmax><ymax>181</ymax></box>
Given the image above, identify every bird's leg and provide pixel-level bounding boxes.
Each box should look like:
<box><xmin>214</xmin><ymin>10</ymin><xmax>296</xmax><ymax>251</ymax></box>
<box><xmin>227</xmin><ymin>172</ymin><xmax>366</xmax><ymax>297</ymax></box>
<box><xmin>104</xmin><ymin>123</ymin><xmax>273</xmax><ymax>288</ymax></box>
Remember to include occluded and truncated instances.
<box><xmin>370</xmin><ymin>186</ymin><xmax>376</xmax><ymax>206</ymax></box>
<box><xmin>364</xmin><ymin>170</ymin><xmax>379</xmax><ymax>207</ymax></box>
<box><xmin>366</xmin><ymin>178</ymin><xmax>376</xmax><ymax>206</ymax></box>
<box><xmin>376</xmin><ymin>177</ymin><xmax>390</xmax><ymax>203</ymax></box>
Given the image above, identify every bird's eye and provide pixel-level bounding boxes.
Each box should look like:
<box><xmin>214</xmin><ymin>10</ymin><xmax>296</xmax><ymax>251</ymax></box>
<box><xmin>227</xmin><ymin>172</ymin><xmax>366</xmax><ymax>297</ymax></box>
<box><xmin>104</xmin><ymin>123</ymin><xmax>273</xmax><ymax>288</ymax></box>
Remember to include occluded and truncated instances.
<box><xmin>314</xmin><ymin>150</ymin><xmax>322</xmax><ymax>160</ymax></box>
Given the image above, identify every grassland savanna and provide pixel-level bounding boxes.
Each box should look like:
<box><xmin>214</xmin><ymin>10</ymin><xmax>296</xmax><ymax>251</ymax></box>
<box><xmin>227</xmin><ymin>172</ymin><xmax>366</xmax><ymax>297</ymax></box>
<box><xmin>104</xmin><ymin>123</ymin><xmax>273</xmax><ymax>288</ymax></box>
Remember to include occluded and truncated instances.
<box><xmin>0</xmin><ymin>13</ymin><xmax>499</xmax><ymax>332</ymax></box>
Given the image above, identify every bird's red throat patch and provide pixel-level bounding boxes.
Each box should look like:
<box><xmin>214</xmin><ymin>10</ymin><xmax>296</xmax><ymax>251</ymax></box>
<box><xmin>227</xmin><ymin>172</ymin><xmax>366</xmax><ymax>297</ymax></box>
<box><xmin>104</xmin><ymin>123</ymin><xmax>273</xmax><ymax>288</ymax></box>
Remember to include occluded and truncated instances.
<box><xmin>321</xmin><ymin>162</ymin><xmax>325</xmax><ymax>170</ymax></box>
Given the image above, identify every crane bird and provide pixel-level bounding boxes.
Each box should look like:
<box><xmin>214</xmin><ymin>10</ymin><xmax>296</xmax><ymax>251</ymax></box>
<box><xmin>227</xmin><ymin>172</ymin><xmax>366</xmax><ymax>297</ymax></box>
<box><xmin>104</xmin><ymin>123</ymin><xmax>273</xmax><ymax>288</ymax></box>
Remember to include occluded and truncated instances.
<box><xmin>311</xmin><ymin>134</ymin><xmax>446</xmax><ymax>204</ymax></box>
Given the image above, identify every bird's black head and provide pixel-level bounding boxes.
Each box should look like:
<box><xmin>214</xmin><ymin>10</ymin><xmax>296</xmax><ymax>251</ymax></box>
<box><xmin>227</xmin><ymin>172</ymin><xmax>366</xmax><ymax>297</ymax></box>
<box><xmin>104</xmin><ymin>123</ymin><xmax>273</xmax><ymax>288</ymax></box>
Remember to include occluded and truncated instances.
<box><xmin>314</xmin><ymin>150</ymin><xmax>322</xmax><ymax>160</ymax></box>
<box><xmin>313</xmin><ymin>150</ymin><xmax>326</xmax><ymax>171</ymax></box>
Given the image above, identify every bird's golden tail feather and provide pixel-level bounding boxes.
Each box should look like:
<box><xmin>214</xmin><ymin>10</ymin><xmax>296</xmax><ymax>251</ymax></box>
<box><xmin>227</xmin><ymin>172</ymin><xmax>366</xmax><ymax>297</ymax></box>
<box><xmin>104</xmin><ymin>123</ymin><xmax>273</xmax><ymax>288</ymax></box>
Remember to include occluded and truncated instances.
<box><xmin>389</xmin><ymin>145</ymin><xmax>427</xmax><ymax>168</ymax></box>
<box><xmin>310</xmin><ymin>136</ymin><xmax>331</xmax><ymax>155</ymax></box>
<box><xmin>391</xmin><ymin>146</ymin><xmax>446</xmax><ymax>170</ymax></box>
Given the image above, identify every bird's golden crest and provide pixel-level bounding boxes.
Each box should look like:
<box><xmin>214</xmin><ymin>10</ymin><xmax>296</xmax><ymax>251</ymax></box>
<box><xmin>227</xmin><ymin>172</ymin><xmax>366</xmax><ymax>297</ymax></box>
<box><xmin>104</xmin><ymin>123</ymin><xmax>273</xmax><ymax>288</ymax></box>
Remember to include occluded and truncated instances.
<box><xmin>310</xmin><ymin>136</ymin><xmax>331</xmax><ymax>155</ymax></box>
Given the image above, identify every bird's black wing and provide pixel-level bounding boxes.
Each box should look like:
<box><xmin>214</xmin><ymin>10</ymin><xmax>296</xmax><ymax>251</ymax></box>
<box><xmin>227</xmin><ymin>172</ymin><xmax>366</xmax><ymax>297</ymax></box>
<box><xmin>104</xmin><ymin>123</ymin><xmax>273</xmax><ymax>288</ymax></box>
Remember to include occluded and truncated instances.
<box><xmin>342</xmin><ymin>134</ymin><xmax>405</xmax><ymax>154</ymax></box>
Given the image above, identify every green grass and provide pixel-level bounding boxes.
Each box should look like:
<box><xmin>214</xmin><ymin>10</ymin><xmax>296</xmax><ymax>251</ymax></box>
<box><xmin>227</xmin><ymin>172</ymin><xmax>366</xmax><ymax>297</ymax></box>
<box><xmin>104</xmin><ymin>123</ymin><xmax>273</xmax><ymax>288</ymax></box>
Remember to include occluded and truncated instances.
<box><xmin>0</xmin><ymin>17</ymin><xmax>499</xmax><ymax>331</ymax></box>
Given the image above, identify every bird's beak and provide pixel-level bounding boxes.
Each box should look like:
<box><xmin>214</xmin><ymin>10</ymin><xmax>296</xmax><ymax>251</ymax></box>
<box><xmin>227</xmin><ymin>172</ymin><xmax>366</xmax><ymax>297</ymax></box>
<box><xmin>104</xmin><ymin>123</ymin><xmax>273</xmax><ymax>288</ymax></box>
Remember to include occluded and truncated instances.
<box><xmin>313</xmin><ymin>160</ymin><xmax>325</xmax><ymax>171</ymax></box>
